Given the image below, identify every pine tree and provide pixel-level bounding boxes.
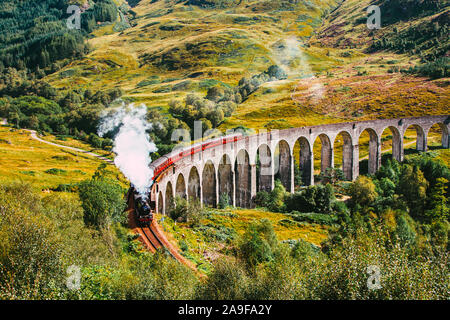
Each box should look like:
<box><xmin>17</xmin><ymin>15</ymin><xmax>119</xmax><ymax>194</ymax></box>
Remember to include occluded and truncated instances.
<box><xmin>398</xmin><ymin>165</ymin><xmax>428</xmax><ymax>219</ymax></box>
<box><xmin>426</xmin><ymin>177</ymin><xmax>449</xmax><ymax>222</ymax></box>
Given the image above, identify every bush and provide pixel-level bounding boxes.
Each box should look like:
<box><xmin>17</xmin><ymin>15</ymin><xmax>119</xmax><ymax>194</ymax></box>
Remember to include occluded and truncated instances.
<box><xmin>285</xmin><ymin>184</ymin><xmax>335</xmax><ymax>214</ymax></box>
<box><xmin>78</xmin><ymin>177</ymin><xmax>126</xmax><ymax>228</ymax></box>
<box><xmin>394</xmin><ymin>212</ymin><xmax>417</xmax><ymax>247</ymax></box>
<box><xmin>255</xmin><ymin>180</ymin><xmax>286</xmax><ymax>212</ymax></box>
<box><xmin>318</xmin><ymin>167</ymin><xmax>345</xmax><ymax>184</ymax></box>
<box><xmin>348</xmin><ymin>176</ymin><xmax>378</xmax><ymax>209</ymax></box>
<box><xmin>45</xmin><ymin>168</ymin><xmax>67</xmax><ymax>175</ymax></box>
<box><xmin>77</xmin><ymin>251</ymin><xmax>198</xmax><ymax>300</ymax></box>
<box><xmin>238</xmin><ymin>219</ymin><xmax>278</xmax><ymax>270</ymax></box>
<box><xmin>218</xmin><ymin>193</ymin><xmax>230</xmax><ymax>209</ymax></box>
<box><xmin>430</xmin><ymin>220</ymin><xmax>449</xmax><ymax>249</ymax></box>
<box><xmin>168</xmin><ymin>197</ymin><xmax>204</xmax><ymax>226</ymax></box>
<box><xmin>411</xmin><ymin>57</ymin><xmax>449</xmax><ymax>79</ymax></box>
<box><xmin>312</xmin><ymin>228</ymin><xmax>449</xmax><ymax>300</ymax></box>
<box><xmin>397</xmin><ymin>165</ymin><xmax>428</xmax><ymax>219</ymax></box>
<box><xmin>197</xmin><ymin>258</ymin><xmax>248</xmax><ymax>300</ymax></box>
<box><xmin>53</xmin><ymin>183</ymin><xmax>78</xmax><ymax>192</ymax></box>
<box><xmin>254</xmin><ymin>191</ymin><xmax>270</xmax><ymax>208</ymax></box>
<box><xmin>289</xmin><ymin>212</ymin><xmax>338</xmax><ymax>226</ymax></box>
<box><xmin>267</xmin><ymin>180</ymin><xmax>286</xmax><ymax>212</ymax></box>
<box><xmin>0</xmin><ymin>182</ymin><xmax>64</xmax><ymax>299</ymax></box>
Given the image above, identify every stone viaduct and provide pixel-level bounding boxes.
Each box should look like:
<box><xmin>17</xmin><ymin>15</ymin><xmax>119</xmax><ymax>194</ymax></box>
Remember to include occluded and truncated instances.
<box><xmin>149</xmin><ymin>115</ymin><xmax>449</xmax><ymax>214</ymax></box>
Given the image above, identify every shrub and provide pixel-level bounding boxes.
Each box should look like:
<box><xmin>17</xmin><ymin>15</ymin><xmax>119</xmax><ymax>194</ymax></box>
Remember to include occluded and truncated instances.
<box><xmin>254</xmin><ymin>180</ymin><xmax>286</xmax><ymax>212</ymax></box>
<box><xmin>238</xmin><ymin>219</ymin><xmax>278</xmax><ymax>270</ymax></box>
<box><xmin>218</xmin><ymin>193</ymin><xmax>230</xmax><ymax>209</ymax></box>
<box><xmin>267</xmin><ymin>180</ymin><xmax>286</xmax><ymax>212</ymax></box>
<box><xmin>197</xmin><ymin>257</ymin><xmax>249</xmax><ymax>300</ymax></box>
<box><xmin>285</xmin><ymin>184</ymin><xmax>335</xmax><ymax>214</ymax></box>
<box><xmin>78</xmin><ymin>177</ymin><xmax>126</xmax><ymax>228</ymax></box>
<box><xmin>254</xmin><ymin>191</ymin><xmax>270</xmax><ymax>208</ymax></box>
<box><xmin>409</xmin><ymin>57</ymin><xmax>449</xmax><ymax>79</ymax></box>
<box><xmin>45</xmin><ymin>168</ymin><xmax>67</xmax><ymax>175</ymax></box>
<box><xmin>289</xmin><ymin>212</ymin><xmax>338</xmax><ymax>226</ymax></box>
<box><xmin>430</xmin><ymin>220</ymin><xmax>449</xmax><ymax>249</ymax></box>
<box><xmin>397</xmin><ymin>165</ymin><xmax>428</xmax><ymax>219</ymax></box>
<box><xmin>54</xmin><ymin>183</ymin><xmax>78</xmax><ymax>192</ymax></box>
<box><xmin>394</xmin><ymin>212</ymin><xmax>417</xmax><ymax>247</ymax></box>
<box><xmin>348</xmin><ymin>176</ymin><xmax>378</xmax><ymax>209</ymax></box>
<box><xmin>312</xmin><ymin>228</ymin><xmax>449</xmax><ymax>300</ymax></box>
<box><xmin>0</xmin><ymin>182</ymin><xmax>64</xmax><ymax>299</ymax></box>
<box><xmin>168</xmin><ymin>197</ymin><xmax>204</xmax><ymax>226</ymax></box>
<box><xmin>318</xmin><ymin>167</ymin><xmax>345</xmax><ymax>184</ymax></box>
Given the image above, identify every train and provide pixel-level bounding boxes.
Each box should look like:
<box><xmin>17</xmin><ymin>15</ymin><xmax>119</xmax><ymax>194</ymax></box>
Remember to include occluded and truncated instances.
<box><xmin>151</xmin><ymin>133</ymin><xmax>245</xmax><ymax>181</ymax></box>
<box><xmin>129</xmin><ymin>132</ymin><xmax>245</xmax><ymax>222</ymax></box>
<box><xmin>129</xmin><ymin>185</ymin><xmax>154</xmax><ymax>227</ymax></box>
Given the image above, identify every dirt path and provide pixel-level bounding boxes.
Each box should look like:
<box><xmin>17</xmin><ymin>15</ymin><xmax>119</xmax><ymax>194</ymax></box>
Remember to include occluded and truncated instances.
<box><xmin>359</xmin><ymin>139</ymin><xmax>418</xmax><ymax>161</ymax></box>
<box><xmin>26</xmin><ymin>129</ymin><xmax>115</xmax><ymax>165</ymax></box>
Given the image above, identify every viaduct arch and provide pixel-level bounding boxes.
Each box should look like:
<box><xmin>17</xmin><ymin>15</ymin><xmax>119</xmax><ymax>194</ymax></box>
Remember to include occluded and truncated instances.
<box><xmin>151</xmin><ymin>115</ymin><xmax>449</xmax><ymax>214</ymax></box>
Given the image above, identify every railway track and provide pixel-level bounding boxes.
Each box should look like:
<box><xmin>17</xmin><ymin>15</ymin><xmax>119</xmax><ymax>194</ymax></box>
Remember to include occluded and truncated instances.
<box><xmin>141</xmin><ymin>225</ymin><xmax>163</xmax><ymax>251</ymax></box>
<box><xmin>127</xmin><ymin>191</ymin><xmax>196</xmax><ymax>270</ymax></box>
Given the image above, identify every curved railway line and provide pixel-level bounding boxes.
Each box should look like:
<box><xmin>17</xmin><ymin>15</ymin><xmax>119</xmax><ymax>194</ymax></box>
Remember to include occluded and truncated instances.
<box><xmin>24</xmin><ymin>128</ymin><xmax>196</xmax><ymax>271</ymax></box>
<box><xmin>141</xmin><ymin>226</ymin><xmax>163</xmax><ymax>252</ymax></box>
<box><xmin>127</xmin><ymin>190</ymin><xmax>196</xmax><ymax>271</ymax></box>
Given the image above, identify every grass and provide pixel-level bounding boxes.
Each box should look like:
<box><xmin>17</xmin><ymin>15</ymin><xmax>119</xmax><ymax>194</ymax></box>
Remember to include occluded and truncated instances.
<box><xmin>0</xmin><ymin>126</ymin><xmax>123</xmax><ymax>190</ymax></box>
<box><xmin>44</xmin><ymin>0</ymin><xmax>448</xmax><ymax>135</ymax></box>
<box><xmin>40</xmin><ymin>134</ymin><xmax>114</xmax><ymax>159</ymax></box>
<box><xmin>46</xmin><ymin>0</ymin><xmax>341</xmax><ymax>114</ymax></box>
<box><xmin>155</xmin><ymin>207</ymin><xmax>329</xmax><ymax>274</ymax></box>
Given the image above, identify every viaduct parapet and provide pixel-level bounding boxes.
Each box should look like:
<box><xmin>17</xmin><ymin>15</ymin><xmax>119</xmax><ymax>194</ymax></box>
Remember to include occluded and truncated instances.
<box><xmin>149</xmin><ymin>115</ymin><xmax>450</xmax><ymax>214</ymax></box>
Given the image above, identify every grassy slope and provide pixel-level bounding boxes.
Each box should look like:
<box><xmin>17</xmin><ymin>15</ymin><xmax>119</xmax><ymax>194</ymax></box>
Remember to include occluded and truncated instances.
<box><xmin>10</xmin><ymin>0</ymin><xmax>449</xmax><ymax>270</ymax></box>
<box><xmin>46</xmin><ymin>0</ymin><xmax>340</xmax><ymax>114</ymax></box>
<box><xmin>155</xmin><ymin>207</ymin><xmax>329</xmax><ymax>273</ymax></box>
<box><xmin>0</xmin><ymin>125</ymin><xmax>123</xmax><ymax>190</ymax></box>
<box><xmin>47</xmin><ymin>0</ymin><xmax>448</xmax><ymax>132</ymax></box>
<box><xmin>224</xmin><ymin>0</ymin><xmax>449</xmax><ymax>130</ymax></box>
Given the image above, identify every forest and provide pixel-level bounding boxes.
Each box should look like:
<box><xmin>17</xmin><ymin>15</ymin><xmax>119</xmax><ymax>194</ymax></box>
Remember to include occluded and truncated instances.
<box><xmin>1</xmin><ymin>152</ymin><xmax>448</xmax><ymax>299</ymax></box>
<box><xmin>0</xmin><ymin>0</ymin><xmax>448</xmax><ymax>302</ymax></box>
<box><xmin>0</xmin><ymin>0</ymin><xmax>124</xmax><ymax>73</ymax></box>
<box><xmin>369</xmin><ymin>0</ymin><xmax>449</xmax><ymax>78</ymax></box>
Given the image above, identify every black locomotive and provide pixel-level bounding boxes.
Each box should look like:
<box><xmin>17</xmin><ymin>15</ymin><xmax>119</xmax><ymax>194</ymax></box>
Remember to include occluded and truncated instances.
<box><xmin>129</xmin><ymin>185</ymin><xmax>154</xmax><ymax>227</ymax></box>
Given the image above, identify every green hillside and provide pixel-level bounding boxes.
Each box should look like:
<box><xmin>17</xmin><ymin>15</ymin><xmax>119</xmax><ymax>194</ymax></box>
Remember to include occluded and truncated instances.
<box><xmin>46</xmin><ymin>0</ymin><xmax>341</xmax><ymax>110</ymax></box>
<box><xmin>39</xmin><ymin>0</ymin><xmax>448</xmax><ymax>136</ymax></box>
<box><xmin>0</xmin><ymin>0</ymin><xmax>449</xmax><ymax>302</ymax></box>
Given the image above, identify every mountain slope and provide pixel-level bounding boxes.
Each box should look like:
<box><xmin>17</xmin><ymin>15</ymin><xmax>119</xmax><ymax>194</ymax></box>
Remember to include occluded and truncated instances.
<box><xmin>44</xmin><ymin>0</ymin><xmax>449</xmax><ymax>135</ymax></box>
<box><xmin>46</xmin><ymin>0</ymin><xmax>341</xmax><ymax>111</ymax></box>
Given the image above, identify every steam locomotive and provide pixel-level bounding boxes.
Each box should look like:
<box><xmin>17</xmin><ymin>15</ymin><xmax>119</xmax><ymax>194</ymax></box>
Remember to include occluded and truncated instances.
<box><xmin>129</xmin><ymin>185</ymin><xmax>154</xmax><ymax>227</ymax></box>
<box><xmin>144</xmin><ymin>133</ymin><xmax>245</xmax><ymax>207</ymax></box>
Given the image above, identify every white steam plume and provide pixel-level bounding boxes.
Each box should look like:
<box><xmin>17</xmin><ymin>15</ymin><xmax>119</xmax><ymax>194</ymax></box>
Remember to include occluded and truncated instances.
<box><xmin>98</xmin><ymin>103</ymin><xmax>157</xmax><ymax>198</ymax></box>
<box><xmin>271</xmin><ymin>36</ymin><xmax>324</xmax><ymax>103</ymax></box>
